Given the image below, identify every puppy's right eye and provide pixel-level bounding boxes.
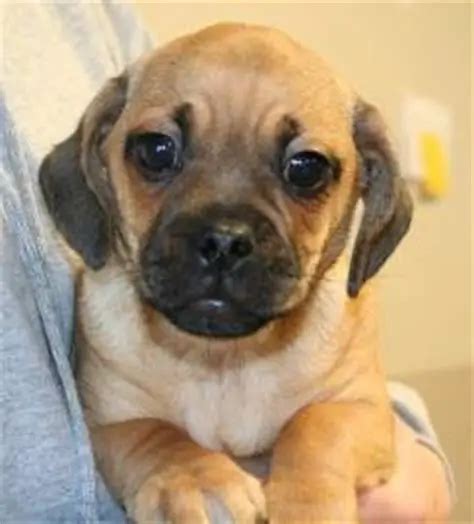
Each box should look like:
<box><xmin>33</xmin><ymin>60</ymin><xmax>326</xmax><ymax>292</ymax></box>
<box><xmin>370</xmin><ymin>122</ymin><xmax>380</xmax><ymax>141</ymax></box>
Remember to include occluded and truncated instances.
<box><xmin>126</xmin><ymin>133</ymin><xmax>181</xmax><ymax>181</ymax></box>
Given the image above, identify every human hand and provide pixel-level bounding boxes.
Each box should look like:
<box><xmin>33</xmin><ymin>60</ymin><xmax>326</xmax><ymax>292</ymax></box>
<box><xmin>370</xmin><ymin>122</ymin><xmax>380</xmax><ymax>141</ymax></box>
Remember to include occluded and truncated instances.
<box><xmin>358</xmin><ymin>415</ymin><xmax>452</xmax><ymax>523</ymax></box>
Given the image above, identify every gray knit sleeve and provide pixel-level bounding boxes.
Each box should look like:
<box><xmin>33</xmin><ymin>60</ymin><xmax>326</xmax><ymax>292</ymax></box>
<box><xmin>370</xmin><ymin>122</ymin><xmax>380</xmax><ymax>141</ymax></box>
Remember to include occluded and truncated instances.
<box><xmin>388</xmin><ymin>382</ymin><xmax>456</xmax><ymax>500</ymax></box>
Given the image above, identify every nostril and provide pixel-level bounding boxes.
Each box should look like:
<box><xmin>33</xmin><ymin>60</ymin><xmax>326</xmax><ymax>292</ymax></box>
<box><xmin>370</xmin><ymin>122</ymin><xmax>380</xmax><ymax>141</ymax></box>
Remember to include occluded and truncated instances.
<box><xmin>199</xmin><ymin>233</ymin><xmax>221</xmax><ymax>263</ymax></box>
<box><xmin>198</xmin><ymin>228</ymin><xmax>254</xmax><ymax>266</ymax></box>
<box><xmin>229</xmin><ymin>235</ymin><xmax>253</xmax><ymax>259</ymax></box>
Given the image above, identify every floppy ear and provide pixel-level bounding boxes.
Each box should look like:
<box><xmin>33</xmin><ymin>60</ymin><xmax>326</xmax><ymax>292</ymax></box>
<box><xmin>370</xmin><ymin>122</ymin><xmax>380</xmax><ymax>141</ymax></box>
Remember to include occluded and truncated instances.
<box><xmin>348</xmin><ymin>101</ymin><xmax>413</xmax><ymax>297</ymax></box>
<box><xmin>39</xmin><ymin>74</ymin><xmax>128</xmax><ymax>269</ymax></box>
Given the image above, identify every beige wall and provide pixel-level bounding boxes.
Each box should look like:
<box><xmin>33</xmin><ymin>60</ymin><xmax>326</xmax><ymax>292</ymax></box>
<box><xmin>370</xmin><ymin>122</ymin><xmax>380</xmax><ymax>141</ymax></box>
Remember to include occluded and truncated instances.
<box><xmin>132</xmin><ymin>3</ymin><xmax>472</xmax><ymax>520</ymax></box>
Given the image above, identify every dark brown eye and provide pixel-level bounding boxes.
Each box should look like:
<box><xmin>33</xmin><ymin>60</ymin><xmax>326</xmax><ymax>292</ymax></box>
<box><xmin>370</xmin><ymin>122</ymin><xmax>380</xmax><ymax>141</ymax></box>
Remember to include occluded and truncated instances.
<box><xmin>283</xmin><ymin>151</ymin><xmax>334</xmax><ymax>192</ymax></box>
<box><xmin>126</xmin><ymin>133</ymin><xmax>180</xmax><ymax>181</ymax></box>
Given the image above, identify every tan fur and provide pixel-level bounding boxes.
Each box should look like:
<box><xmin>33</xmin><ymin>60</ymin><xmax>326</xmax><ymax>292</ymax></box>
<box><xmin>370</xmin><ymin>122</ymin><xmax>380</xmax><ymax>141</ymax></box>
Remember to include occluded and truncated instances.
<box><xmin>78</xmin><ymin>255</ymin><xmax>348</xmax><ymax>449</ymax></box>
<box><xmin>69</xmin><ymin>24</ymin><xmax>398</xmax><ymax>523</ymax></box>
<box><xmin>77</xmin><ymin>255</ymin><xmax>393</xmax><ymax>522</ymax></box>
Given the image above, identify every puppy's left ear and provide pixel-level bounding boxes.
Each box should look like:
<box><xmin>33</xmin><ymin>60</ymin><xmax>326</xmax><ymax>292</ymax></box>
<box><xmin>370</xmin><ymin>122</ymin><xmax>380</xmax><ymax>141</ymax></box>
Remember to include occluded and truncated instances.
<box><xmin>348</xmin><ymin>101</ymin><xmax>413</xmax><ymax>297</ymax></box>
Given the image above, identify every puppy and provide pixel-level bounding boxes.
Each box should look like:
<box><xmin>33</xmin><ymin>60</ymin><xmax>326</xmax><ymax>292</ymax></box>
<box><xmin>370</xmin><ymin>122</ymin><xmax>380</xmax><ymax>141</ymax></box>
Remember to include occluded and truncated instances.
<box><xmin>40</xmin><ymin>23</ymin><xmax>412</xmax><ymax>524</ymax></box>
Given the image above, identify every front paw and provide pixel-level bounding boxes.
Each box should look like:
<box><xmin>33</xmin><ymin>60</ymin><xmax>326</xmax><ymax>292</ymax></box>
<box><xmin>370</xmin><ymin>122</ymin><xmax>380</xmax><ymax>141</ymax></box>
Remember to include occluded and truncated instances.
<box><xmin>265</xmin><ymin>477</ymin><xmax>357</xmax><ymax>524</ymax></box>
<box><xmin>129</xmin><ymin>454</ymin><xmax>266</xmax><ymax>524</ymax></box>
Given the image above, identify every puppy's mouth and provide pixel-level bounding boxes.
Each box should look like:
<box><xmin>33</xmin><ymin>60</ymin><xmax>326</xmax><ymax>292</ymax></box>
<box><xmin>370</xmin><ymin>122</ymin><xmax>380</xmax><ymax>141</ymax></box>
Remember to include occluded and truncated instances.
<box><xmin>160</xmin><ymin>296</ymin><xmax>269</xmax><ymax>338</ymax></box>
<box><xmin>140</xmin><ymin>203</ymin><xmax>300</xmax><ymax>338</ymax></box>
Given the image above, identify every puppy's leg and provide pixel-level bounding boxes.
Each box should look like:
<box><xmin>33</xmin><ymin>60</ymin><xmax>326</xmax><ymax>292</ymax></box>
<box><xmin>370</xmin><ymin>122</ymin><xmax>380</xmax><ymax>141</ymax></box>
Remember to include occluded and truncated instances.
<box><xmin>92</xmin><ymin>419</ymin><xmax>266</xmax><ymax>524</ymax></box>
<box><xmin>265</xmin><ymin>401</ymin><xmax>394</xmax><ymax>524</ymax></box>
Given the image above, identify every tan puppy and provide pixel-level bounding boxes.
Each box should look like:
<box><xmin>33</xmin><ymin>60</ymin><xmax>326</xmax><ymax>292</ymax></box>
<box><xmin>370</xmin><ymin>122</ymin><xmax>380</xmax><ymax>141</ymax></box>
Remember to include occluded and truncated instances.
<box><xmin>40</xmin><ymin>23</ymin><xmax>412</xmax><ymax>524</ymax></box>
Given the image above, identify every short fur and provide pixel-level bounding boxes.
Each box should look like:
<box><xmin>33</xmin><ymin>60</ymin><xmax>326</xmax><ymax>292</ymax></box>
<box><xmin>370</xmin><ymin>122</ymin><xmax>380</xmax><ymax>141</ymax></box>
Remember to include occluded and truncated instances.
<box><xmin>40</xmin><ymin>23</ymin><xmax>412</xmax><ymax>524</ymax></box>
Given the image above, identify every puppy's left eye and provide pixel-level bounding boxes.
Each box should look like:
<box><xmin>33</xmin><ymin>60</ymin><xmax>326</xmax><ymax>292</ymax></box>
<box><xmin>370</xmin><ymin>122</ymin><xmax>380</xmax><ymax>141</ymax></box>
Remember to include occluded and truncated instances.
<box><xmin>126</xmin><ymin>133</ymin><xmax>181</xmax><ymax>181</ymax></box>
<box><xmin>283</xmin><ymin>151</ymin><xmax>334</xmax><ymax>193</ymax></box>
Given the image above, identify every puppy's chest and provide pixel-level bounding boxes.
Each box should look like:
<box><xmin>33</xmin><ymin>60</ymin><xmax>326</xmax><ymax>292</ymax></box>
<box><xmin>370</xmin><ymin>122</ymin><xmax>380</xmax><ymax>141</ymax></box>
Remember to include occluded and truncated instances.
<box><xmin>83</xmin><ymin>335</ymin><xmax>320</xmax><ymax>457</ymax></box>
<box><xmin>87</xmin><ymin>347</ymin><xmax>317</xmax><ymax>457</ymax></box>
<box><xmin>171</xmin><ymin>364</ymin><xmax>313</xmax><ymax>456</ymax></box>
<box><xmin>79</xmin><ymin>266</ymin><xmax>340</xmax><ymax>457</ymax></box>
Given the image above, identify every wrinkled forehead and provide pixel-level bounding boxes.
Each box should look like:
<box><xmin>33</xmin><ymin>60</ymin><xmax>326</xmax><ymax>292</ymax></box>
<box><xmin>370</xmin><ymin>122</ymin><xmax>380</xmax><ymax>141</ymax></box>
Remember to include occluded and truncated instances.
<box><xmin>124</xmin><ymin>27</ymin><xmax>355</xmax><ymax>154</ymax></box>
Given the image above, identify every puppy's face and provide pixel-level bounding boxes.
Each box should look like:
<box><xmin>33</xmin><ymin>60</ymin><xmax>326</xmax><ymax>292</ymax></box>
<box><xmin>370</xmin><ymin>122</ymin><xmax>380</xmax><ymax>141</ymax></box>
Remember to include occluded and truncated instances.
<box><xmin>40</xmin><ymin>24</ymin><xmax>412</xmax><ymax>340</ymax></box>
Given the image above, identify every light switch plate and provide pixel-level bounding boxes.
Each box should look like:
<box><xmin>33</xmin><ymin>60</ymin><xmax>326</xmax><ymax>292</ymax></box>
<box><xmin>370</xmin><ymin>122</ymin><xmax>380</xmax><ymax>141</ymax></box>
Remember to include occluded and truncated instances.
<box><xmin>400</xmin><ymin>94</ymin><xmax>452</xmax><ymax>198</ymax></box>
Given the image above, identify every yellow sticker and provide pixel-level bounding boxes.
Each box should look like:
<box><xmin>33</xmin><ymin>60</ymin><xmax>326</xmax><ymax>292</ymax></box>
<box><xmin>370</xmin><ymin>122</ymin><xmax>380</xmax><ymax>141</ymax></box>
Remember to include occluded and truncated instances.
<box><xmin>419</xmin><ymin>132</ymin><xmax>449</xmax><ymax>198</ymax></box>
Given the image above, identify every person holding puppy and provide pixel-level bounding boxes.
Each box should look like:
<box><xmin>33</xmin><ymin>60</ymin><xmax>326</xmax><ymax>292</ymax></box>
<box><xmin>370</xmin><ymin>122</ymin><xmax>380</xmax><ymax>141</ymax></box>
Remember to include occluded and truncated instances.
<box><xmin>0</xmin><ymin>2</ymin><xmax>453</xmax><ymax>523</ymax></box>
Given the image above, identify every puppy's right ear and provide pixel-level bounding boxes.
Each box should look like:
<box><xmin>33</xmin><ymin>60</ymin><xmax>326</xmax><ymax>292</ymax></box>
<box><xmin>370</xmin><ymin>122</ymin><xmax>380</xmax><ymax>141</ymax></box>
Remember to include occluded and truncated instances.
<box><xmin>39</xmin><ymin>74</ymin><xmax>128</xmax><ymax>269</ymax></box>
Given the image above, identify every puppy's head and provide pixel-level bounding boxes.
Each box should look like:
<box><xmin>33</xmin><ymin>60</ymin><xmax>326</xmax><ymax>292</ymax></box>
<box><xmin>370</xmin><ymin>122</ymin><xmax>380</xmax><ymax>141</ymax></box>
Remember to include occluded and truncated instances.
<box><xmin>40</xmin><ymin>24</ymin><xmax>412</xmax><ymax>340</ymax></box>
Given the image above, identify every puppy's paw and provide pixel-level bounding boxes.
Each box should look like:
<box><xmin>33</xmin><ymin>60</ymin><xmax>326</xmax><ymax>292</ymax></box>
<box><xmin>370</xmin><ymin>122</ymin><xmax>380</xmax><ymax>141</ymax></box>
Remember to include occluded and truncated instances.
<box><xmin>129</xmin><ymin>455</ymin><xmax>266</xmax><ymax>524</ymax></box>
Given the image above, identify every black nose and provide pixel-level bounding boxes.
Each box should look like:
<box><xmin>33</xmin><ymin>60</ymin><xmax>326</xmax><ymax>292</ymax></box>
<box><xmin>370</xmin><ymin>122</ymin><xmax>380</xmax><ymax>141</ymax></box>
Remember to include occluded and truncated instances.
<box><xmin>198</xmin><ymin>221</ymin><xmax>254</xmax><ymax>268</ymax></box>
